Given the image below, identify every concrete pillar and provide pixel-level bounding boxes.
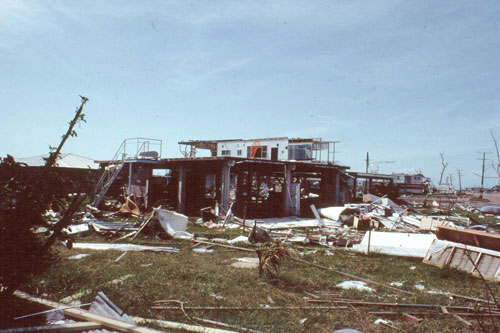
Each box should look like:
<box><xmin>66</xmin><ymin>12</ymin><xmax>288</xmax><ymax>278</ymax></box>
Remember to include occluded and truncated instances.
<box><xmin>281</xmin><ymin>164</ymin><xmax>295</xmax><ymax>216</ymax></box>
<box><xmin>178</xmin><ymin>165</ymin><xmax>187</xmax><ymax>214</ymax></box>
<box><xmin>221</xmin><ymin>160</ymin><xmax>235</xmax><ymax>211</ymax></box>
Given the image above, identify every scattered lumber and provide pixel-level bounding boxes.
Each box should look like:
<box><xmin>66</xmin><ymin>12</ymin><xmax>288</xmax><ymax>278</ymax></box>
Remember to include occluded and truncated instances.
<box><xmin>133</xmin><ymin>317</ymin><xmax>237</xmax><ymax>333</ymax></box>
<box><xmin>14</xmin><ymin>291</ymin><xmax>163</xmax><ymax>333</ymax></box>
<box><xmin>0</xmin><ymin>322</ymin><xmax>102</xmax><ymax>332</ymax></box>
<box><xmin>152</xmin><ymin>305</ymin><xmax>349</xmax><ymax>311</ymax></box>
<box><xmin>192</xmin><ymin>240</ymin><xmax>254</xmax><ymax>253</ymax></box>
<box><xmin>131</xmin><ymin>210</ymin><xmax>156</xmax><ymax>240</ymax></box>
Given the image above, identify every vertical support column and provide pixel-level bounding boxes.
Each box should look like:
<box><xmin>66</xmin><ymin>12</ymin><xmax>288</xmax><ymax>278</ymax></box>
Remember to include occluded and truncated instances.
<box><xmin>127</xmin><ymin>162</ymin><xmax>133</xmax><ymax>196</ymax></box>
<box><xmin>353</xmin><ymin>177</ymin><xmax>358</xmax><ymax>200</ymax></box>
<box><xmin>281</xmin><ymin>164</ymin><xmax>295</xmax><ymax>217</ymax></box>
<box><xmin>178</xmin><ymin>165</ymin><xmax>187</xmax><ymax>214</ymax></box>
<box><xmin>335</xmin><ymin>171</ymin><xmax>341</xmax><ymax>205</ymax></box>
<box><xmin>221</xmin><ymin>160</ymin><xmax>235</xmax><ymax>212</ymax></box>
<box><xmin>144</xmin><ymin>165</ymin><xmax>151</xmax><ymax>209</ymax></box>
<box><xmin>320</xmin><ymin>170</ymin><xmax>335</xmax><ymax>204</ymax></box>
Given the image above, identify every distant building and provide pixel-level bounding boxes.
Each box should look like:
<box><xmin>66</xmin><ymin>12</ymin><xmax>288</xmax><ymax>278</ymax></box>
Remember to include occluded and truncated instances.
<box><xmin>14</xmin><ymin>153</ymin><xmax>99</xmax><ymax>193</ymax></box>
<box><xmin>392</xmin><ymin>173</ymin><xmax>431</xmax><ymax>195</ymax></box>
<box><xmin>16</xmin><ymin>153</ymin><xmax>99</xmax><ymax>169</ymax></box>
<box><xmin>435</xmin><ymin>184</ymin><xmax>455</xmax><ymax>194</ymax></box>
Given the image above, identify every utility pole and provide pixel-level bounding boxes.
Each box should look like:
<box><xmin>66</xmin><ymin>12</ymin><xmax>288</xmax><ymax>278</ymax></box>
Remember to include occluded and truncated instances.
<box><xmin>478</xmin><ymin>151</ymin><xmax>490</xmax><ymax>199</ymax></box>
<box><xmin>449</xmin><ymin>174</ymin><xmax>453</xmax><ymax>187</ymax></box>
<box><xmin>365</xmin><ymin>152</ymin><xmax>369</xmax><ymax>173</ymax></box>
<box><xmin>457</xmin><ymin>169</ymin><xmax>462</xmax><ymax>193</ymax></box>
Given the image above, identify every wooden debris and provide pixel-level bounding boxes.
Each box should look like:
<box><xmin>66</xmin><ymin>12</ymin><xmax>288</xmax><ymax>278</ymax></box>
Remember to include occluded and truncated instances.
<box><xmin>13</xmin><ymin>291</ymin><xmax>163</xmax><ymax>333</ymax></box>
<box><xmin>402</xmin><ymin>313</ymin><xmax>423</xmax><ymax>325</ymax></box>
<box><xmin>133</xmin><ymin>317</ymin><xmax>236</xmax><ymax>333</ymax></box>
<box><xmin>453</xmin><ymin>314</ymin><xmax>472</xmax><ymax>328</ymax></box>
<box><xmin>0</xmin><ymin>321</ymin><xmax>102</xmax><ymax>332</ymax></box>
<box><xmin>114</xmin><ymin>252</ymin><xmax>128</xmax><ymax>263</ymax></box>
<box><xmin>192</xmin><ymin>240</ymin><xmax>254</xmax><ymax>253</ymax></box>
<box><xmin>131</xmin><ymin>211</ymin><xmax>156</xmax><ymax>240</ymax></box>
<box><xmin>308</xmin><ymin>300</ymin><xmax>474</xmax><ymax>311</ymax></box>
<box><xmin>14</xmin><ymin>302</ymin><xmax>92</xmax><ymax>320</ymax></box>
<box><xmin>193</xmin><ymin>316</ymin><xmax>261</xmax><ymax>333</ymax></box>
<box><xmin>152</xmin><ymin>305</ymin><xmax>349</xmax><ymax>311</ymax></box>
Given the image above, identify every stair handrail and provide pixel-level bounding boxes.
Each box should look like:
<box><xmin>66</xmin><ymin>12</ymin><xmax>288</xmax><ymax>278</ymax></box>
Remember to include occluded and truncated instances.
<box><xmin>93</xmin><ymin>139</ymin><xmax>128</xmax><ymax>202</ymax></box>
<box><xmin>92</xmin><ymin>138</ymin><xmax>162</xmax><ymax>206</ymax></box>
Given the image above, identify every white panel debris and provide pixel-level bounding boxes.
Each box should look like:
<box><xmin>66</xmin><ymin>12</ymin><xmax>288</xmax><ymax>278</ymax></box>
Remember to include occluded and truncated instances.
<box><xmin>157</xmin><ymin>208</ymin><xmax>193</xmax><ymax>239</ymax></box>
<box><xmin>64</xmin><ymin>224</ymin><xmax>90</xmax><ymax>234</ymax></box>
<box><xmin>73</xmin><ymin>243</ymin><xmax>179</xmax><ymax>253</ymax></box>
<box><xmin>336</xmin><ymin>280</ymin><xmax>374</xmax><ymax>292</ymax></box>
<box><xmin>68</xmin><ymin>254</ymin><xmax>90</xmax><ymax>260</ymax></box>
<box><xmin>318</xmin><ymin>206</ymin><xmax>351</xmax><ymax>221</ymax></box>
<box><xmin>352</xmin><ymin>232</ymin><xmax>436</xmax><ymax>257</ymax></box>
<box><xmin>231</xmin><ymin>257</ymin><xmax>260</xmax><ymax>269</ymax></box>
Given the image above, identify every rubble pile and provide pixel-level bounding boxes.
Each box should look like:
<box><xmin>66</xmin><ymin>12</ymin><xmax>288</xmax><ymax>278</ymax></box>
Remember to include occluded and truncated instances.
<box><xmin>12</xmin><ymin>192</ymin><xmax>500</xmax><ymax>332</ymax></box>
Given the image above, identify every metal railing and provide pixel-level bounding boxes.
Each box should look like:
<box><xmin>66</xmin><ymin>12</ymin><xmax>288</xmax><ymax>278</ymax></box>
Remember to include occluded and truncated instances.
<box><xmin>91</xmin><ymin>138</ymin><xmax>162</xmax><ymax>207</ymax></box>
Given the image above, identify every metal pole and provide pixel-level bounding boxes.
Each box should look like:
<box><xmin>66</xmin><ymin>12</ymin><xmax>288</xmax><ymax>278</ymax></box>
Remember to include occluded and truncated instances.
<box><xmin>367</xmin><ymin>228</ymin><xmax>372</xmax><ymax>255</ymax></box>
<box><xmin>481</xmin><ymin>152</ymin><xmax>486</xmax><ymax>199</ymax></box>
<box><xmin>457</xmin><ymin>169</ymin><xmax>462</xmax><ymax>193</ymax></box>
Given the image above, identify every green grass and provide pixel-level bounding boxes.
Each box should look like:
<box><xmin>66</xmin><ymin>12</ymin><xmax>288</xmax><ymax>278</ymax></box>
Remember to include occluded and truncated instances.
<box><xmin>11</xmin><ymin>227</ymin><xmax>498</xmax><ymax>333</ymax></box>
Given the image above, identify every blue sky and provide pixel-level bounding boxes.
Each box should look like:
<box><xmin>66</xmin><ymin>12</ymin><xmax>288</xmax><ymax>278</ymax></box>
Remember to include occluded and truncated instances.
<box><xmin>1</xmin><ymin>1</ymin><xmax>499</xmax><ymax>187</ymax></box>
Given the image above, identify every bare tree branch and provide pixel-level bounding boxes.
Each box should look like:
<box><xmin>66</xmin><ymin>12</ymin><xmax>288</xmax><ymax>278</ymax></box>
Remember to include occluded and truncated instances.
<box><xmin>439</xmin><ymin>152</ymin><xmax>448</xmax><ymax>185</ymax></box>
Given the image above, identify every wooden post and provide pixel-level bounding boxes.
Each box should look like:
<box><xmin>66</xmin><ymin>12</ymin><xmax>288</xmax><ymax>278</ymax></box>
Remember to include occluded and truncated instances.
<box><xmin>334</xmin><ymin>171</ymin><xmax>341</xmax><ymax>205</ymax></box>
<box><xmin>281</xmin><ymin>164</ymin><xmax>295</xmax><ymax>216</ymax></box>
<box><xmin>367</xmin><ymin>228</ymin><xmax>372</xmax><ymax>255</ymax></box>
<box><xmin>221</xmin><ymin>160</ymin><xmax>234</xmax><ymax>212</ymax></box>
<box><xmin>177</xmin><ymin>165</ymin><xmax>186</xmax><ymax>214</ymax></box>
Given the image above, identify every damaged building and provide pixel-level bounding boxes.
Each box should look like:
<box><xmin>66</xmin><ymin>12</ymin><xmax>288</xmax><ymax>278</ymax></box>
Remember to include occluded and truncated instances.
<box><xmin>93</xmin><ymin>137</ymin><xmax>351</xmax><ymax>218</ymax></box>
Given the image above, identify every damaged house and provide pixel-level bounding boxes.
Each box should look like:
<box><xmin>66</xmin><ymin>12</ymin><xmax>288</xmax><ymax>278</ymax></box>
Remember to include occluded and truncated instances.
<box><xmin>93</xmin><ymin>137</ymin><xmax>351</xmax><ymax>218</ymax></box>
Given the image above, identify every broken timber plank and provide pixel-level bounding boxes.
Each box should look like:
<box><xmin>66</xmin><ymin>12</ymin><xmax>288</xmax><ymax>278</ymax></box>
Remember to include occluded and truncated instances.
<box><xmin>152</xmin><ymin>305</ymin><xmax>349</xmax><ymax>311</ymax></box>
<box><xmin>13</xmin><ymin>291</ymin><xmax>163</xmax><ymax>333</ymax></box>
<box><xmin>0</xmin><ymin>322</ymin><xmax>102</xmax><ymax>332</ymax></box>
<box><xmin>402</xmin><ymin>313</ymin><xmax>423</xmax><ymax>325</ymax></box>
<box><xmin>192</xmin><ymin>240</ymin><xmax>254</xmax><ymax>253</ymax></box>
<box><xmin>307</xmin><ymin>300</ymin><xmax>474</xmax><ymax>311</ymax></box>
<box><xmin>453</xmin><ymin>314</ymin><xmax>472</xmax><ymax>328</ymax></box>
<box><xmin>131</xmin><ymin>212</ymin><xmax>156</xmax><ymax>240</ymax></box>
<box><xmin>133</xmin><ymin>317</ymin><xmax>236</xmax><ymax>333</ymax></box>
<box><xmin>192</xmin><ymin>317</ymin><xmax>261</xmax><ymax>333</ymax></box>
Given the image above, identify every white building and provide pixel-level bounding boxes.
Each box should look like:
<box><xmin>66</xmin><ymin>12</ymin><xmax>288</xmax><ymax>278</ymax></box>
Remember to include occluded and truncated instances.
<box><xmin>392</xmin><ymin>173</ymin><xmax>430</xmax><ymax>184</ymax></box>
<box><xmin>179</xmin><ymin>137</ymin><xmax>339</xmax><ymax>163</ymax></box>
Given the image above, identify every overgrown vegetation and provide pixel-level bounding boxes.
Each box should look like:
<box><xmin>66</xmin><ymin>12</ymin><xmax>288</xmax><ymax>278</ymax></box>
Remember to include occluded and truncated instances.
<box><xmin>0</xmin><ymin>96</ymin><xmax>89</xmax><ymax>306</ymax></box>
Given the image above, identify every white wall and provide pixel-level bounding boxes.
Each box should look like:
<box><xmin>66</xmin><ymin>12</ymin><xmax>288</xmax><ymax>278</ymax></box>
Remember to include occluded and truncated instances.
<box><xmin>217</xmin><ymin>138</ymin><xmax>289</xmax><ymax>160</ymax></box>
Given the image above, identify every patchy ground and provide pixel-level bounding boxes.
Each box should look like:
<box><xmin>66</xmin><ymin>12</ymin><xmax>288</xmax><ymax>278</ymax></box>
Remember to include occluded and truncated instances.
<box><xmin>7</xmin><ymin>225</ymin><xmax>500</xmax><ymax>333</ymax></box>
